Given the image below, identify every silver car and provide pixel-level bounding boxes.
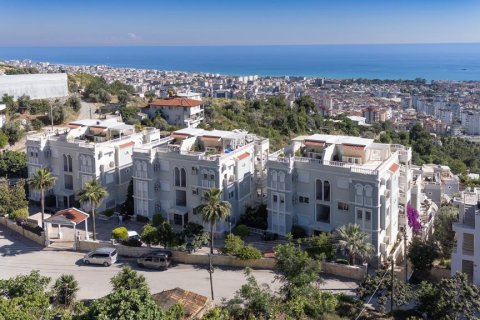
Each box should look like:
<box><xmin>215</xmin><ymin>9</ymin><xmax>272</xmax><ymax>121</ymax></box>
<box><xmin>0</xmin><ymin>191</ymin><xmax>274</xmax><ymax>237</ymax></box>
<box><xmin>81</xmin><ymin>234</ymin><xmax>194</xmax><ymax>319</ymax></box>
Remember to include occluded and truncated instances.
<box><xmin>137</xmin><ymin>251</ymin><xmax>171</xmax><ymax>270</ymax></box>
<box><xmin>83</xmin><ymin>247</ymin><xmax>118</xmax><ymax>267</ymax></box>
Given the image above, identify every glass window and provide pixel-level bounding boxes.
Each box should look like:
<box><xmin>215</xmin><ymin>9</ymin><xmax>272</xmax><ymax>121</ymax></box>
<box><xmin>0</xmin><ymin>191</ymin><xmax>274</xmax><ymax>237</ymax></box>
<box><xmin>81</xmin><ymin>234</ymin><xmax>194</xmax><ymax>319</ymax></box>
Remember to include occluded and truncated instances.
<box><xmin>338</xmin><ymin>202</ymin><xmax>349</xmax><ymax>211</ymax></box>
<box><xmin>357</xmin><ymin>209</ymin><xmax>363</xmax><ymax>220</ymax></box>
<box><xmin>273</xmin><ymin>195</ymin><xmax>278</xmax><ymax>203</ymax></box>
<box><xmin>365</xmin><ymin>211</ymin><xmax>371</xmax><ymax>221</ymax></box>
<box><xmin>181</xmin><ymin>168</ymin><xmax>186</xmax><ymax>187</ymax></box>
<box><xmin>324</xmin><ymin>181</ymin><xmax>330</xmax><ymax>202</ymax></box>
<box><xmin>174</xmin><ymin>168</ymin><xmax>180</xmax><ymax>186</ymax></box>
<box><xmin>316</xmin><ymin>179</ymin><xmax>323</xmax><ymax>200</ymax></box>
<box><xmin>316</xmin><ymin>204</ymin><xmax>330</xmax><ymax>223</ymax></box>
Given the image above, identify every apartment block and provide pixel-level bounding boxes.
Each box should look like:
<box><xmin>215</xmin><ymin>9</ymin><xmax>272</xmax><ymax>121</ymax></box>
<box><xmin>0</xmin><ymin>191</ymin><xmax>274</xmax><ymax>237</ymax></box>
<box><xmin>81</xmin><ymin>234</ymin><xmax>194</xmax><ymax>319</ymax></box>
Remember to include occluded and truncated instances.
<box><xmin>451</xmin><ymin>188</ymin><xmax>480</xmax><ymax>284</ymax></box>
<box><xmin>26</xmin><ymin>118</ymin><xmax>162</xmax><ymax>212</ymax></box>
<box><xmin>144</xmin><ymin>97</ymin><xmax>204</xmax><ymax>128</ymax></box>
<box><xmin>266</xmin><ymin>134</ymin><xmax>412</xmax><ymax>264</ymax></box>
<box><xmin>131</xmin><ymin>128</ymin><xmax>269</xmax><ymax>233</ymax></box>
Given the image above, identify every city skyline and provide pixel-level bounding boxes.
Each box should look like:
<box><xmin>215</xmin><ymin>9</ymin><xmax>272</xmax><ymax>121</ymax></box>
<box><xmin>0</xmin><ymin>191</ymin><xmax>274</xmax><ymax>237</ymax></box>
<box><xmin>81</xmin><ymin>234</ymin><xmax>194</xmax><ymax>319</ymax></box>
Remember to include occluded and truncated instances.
<box><xmin>1</xmin><ymin>0</ymin><xmax>480</xmax><ymax>46</ymax></box>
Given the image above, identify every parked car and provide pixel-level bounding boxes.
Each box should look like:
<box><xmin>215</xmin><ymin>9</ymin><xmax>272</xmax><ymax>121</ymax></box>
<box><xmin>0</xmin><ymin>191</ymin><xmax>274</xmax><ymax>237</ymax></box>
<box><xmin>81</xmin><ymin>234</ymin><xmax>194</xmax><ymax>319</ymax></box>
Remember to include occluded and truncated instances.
<box><xmin>137</xmin><ymin>251</ymin><xmax>172</xmax><ymax>270</ymax></box>
<box><xmin>83</xmin><ymin>247</ymin><xmax>117</xmax><ymax>267</ymax></box>
<box><xmin>127</xmin><ymin>230</ymin><xmax>141</xmax><ymax>240</ymax></box>
<box><xmin>121</xmin><ymin>237</ymin><xmax>142</xmax><ymax>247</ymax></box>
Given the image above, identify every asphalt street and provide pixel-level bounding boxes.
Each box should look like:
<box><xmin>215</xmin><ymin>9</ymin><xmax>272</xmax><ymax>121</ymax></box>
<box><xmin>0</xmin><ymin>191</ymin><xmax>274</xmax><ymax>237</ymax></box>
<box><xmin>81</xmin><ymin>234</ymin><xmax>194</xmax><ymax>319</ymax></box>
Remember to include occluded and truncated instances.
<box><xmin>0</xmin><ymin>225</ymin><xmax>357</xmax><ymax>301</ymax></box>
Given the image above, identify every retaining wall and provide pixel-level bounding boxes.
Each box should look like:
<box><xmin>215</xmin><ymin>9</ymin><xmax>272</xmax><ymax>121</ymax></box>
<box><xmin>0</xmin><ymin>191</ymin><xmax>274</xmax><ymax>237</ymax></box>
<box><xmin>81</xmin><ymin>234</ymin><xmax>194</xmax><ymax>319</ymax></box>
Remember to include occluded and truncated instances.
<box><xmin>321</xmin><ymin>261</ymin><xmax>368</xmax><ymax>280</ymax></box>
<box><xmin>0</xmin><ymin>217</ymin><xmax>45</xmax><ymax>246</ymax></box>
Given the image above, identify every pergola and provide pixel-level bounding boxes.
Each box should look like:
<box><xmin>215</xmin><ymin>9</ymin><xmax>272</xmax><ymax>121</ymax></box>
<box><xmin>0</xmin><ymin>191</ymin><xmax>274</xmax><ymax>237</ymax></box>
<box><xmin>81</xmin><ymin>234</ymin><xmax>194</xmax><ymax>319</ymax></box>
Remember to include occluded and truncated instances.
<box><xmin>44</xmin><ymin>207</ymin><xmax>90</xmax><ymax>247</ymax></box>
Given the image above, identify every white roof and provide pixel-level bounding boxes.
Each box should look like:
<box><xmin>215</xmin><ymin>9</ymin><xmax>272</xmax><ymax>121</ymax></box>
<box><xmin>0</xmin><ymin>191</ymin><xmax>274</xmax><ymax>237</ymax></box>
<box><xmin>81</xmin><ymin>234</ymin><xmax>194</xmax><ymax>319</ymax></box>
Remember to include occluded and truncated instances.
<box><xmin>304</xmin><ymin>134</ymin><xmax>374</xmax><ymax>146</ymax></box>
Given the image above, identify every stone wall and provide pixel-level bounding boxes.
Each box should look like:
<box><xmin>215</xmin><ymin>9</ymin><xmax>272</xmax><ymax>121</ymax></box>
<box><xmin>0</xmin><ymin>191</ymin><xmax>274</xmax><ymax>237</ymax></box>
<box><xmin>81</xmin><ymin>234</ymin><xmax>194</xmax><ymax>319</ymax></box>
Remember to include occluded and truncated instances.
<box><xmin>0</xmin><ymin>217</ymin><xmax>45</xmax><ymax>246</ymax></box>
<box><xmin>321</xmin><ymin>261</ymin><xmax>368</xmax><ymax>280</ymax></box>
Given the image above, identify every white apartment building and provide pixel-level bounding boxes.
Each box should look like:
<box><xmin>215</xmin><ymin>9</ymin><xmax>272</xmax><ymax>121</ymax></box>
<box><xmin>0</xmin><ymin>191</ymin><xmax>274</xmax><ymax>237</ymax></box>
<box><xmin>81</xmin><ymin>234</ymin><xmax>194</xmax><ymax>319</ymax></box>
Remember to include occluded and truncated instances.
<box><xmin>26</xmin><ymin>118</ymin><xmax>161</xmax><ymax>212</ymax></box>
<box><xmin>266</xmin><ymin>134</ymin><xmax>412</xmax><ymax>265</ymax></box>
<box><xmin>131</xmin><ymin>128</ymin><xmax>269</xmax><ymax>233</ymax></box>
<box><xmin>463</xmin><ymin>111</ymin><xmax>480</xmax><ymax>135</ymax></box>
<box><xmin>451</xmin><ymin>188</ymin><xmax>480</xmax><ymax>284</ymax></box>
<box><xmin>144</xmin><ymin>97</ymin><xmax>204</xmax><ymax>128</ymax></box>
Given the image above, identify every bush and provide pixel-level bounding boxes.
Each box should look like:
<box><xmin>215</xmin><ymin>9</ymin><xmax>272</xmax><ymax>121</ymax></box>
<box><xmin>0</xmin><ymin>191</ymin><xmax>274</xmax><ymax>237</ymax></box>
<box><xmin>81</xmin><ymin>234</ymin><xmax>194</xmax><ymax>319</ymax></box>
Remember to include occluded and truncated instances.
<box><xmin>152</xmin><ymin>213</ymin><xmax>164</xmax><ymax>227</ymax></box>
<box><xmin>111</xmin><ymin>227</ymin><xmax>128</xmax><ymax>241</ymax></box>
<box><xmin>11</xmin><ymin>207</ymin><xmax>28</xmax><ymax>220</ymax></box>
<box><xmin>104</xmin><ymin>208</ymin><xmax>115</xmax><ymax>217</ymax></box>
<box><xmin>23</xmin><ymin>222</ymin><xmax>43</xmax><ymax>235</ymax></box>
<box><xmin>141</xmin><ymin>224</ymin><xmax>159</xmax><ymax>246</ymax></box>
<box><xmin>222</xmin><ymin>234</ymin><xmax>244</xmax><ymax>255</ymax></box>
<box><xmin>236</xmin><ymin>245</ymin><xmax>262</xmax><ymax>260</ymax></box>
<box><xmin>233</xmin><ymin>224</ymin><xmax>249</xmax><ymax>238</ymax></box>
<box><xmin>291</xmin><ymin>225</ymin><xmax>307</xmax><ymax>239</ymax></box>
<box><xmin>335</xmin><ymin>258</ymin><xmax>349</xmax><ymax>265</ymax></box>
<box><xmin>31</xmin><ymin>118</ymin><xmax>44</xmax><ymax>131</ymax></box>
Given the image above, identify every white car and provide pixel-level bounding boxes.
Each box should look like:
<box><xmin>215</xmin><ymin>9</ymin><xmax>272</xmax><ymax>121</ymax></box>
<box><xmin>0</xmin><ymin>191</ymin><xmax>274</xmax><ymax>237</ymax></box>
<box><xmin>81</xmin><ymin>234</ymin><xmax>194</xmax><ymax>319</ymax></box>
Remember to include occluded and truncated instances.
<box><xmin>83</xmin><ymin>247</ymin><xmax>118</xmax><ymax>267</ymax></box>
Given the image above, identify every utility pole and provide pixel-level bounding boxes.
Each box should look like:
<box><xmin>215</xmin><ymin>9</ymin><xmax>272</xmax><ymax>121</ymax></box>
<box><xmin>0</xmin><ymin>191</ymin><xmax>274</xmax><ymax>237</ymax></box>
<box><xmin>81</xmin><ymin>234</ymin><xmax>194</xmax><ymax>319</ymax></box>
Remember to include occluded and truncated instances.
<box><xmin>390</xmin><ymin>257</ymin><xmax>395</xmax><ymax>313</ymax></box>
<box><xmin>208</xmin><ymin>253</ymin><xmax>214</xmax><ymax>301</ymax></box>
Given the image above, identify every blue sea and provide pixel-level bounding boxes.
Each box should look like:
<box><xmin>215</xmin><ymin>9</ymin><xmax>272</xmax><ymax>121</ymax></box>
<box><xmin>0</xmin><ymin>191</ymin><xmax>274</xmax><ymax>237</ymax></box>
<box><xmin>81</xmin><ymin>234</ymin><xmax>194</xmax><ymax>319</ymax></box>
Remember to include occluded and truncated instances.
<box><xmin>1</xmin><ymin>43</ymin><xmax>480</xmax><ymax>80</ymax></box>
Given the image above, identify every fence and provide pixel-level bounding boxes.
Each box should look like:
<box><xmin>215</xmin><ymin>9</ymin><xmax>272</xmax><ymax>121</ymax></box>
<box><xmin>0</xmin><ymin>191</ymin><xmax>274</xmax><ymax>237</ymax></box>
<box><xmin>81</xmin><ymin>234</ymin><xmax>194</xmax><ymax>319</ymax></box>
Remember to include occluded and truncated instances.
<box><xmin>0</xmin><ymin>217</ymin><xmax>45</xmax><ymax>246</ymax></box>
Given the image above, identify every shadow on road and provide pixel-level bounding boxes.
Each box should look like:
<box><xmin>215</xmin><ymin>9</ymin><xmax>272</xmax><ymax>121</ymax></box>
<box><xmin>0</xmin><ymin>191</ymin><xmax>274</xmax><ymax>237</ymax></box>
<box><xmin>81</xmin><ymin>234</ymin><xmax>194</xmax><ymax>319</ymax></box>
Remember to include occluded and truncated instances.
<box><xmin>0</xmin><ymin>224</ymin><xmax>42</xmax><ymax>257</ymax></box>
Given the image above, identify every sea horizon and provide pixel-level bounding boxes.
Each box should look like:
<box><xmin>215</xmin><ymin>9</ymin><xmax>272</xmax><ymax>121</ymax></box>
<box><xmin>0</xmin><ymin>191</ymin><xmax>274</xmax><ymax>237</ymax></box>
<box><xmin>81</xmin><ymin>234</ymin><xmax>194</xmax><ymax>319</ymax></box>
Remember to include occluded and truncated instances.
<box><xmin>1</xmin><ymin>43</ymin><xmax>480</xmax><ymax>81</ymax></box>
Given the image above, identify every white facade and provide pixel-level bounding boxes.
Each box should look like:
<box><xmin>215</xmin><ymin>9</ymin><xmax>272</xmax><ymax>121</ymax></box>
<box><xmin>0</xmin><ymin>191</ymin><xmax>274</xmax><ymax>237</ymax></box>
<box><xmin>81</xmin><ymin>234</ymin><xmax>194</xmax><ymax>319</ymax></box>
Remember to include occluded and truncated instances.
<box><xmin>266</xmin><ymin>134</ymin><xmax>412</xmax><ymax>264</ymax></box>
<box><xmin>464</xmin><ymin>112</ymin><xmax>480</xmax><ymax>135</ymax></box>
<box><xmin>26</xmin><ymin>118</ymin><xmax>161</xmax><ymax>212</ymax></box>
<box><xmin>145</xmin><ymin>97</ymin><xmax>204</xmax><ymax>128</ymax></box>
<box><xmin>451</xmin><ymin>188</ymin><xmax>480</xmax><ymax>284</ymax></box>
<box><xmin>0</xmin><ymin>73</ymin><xmax>68</xmax><ymax>100</ymax></box>
<box><xmin>131</xmin><ymin>128</ymin><xmax>269</xmax><ymax>233</ymax></box>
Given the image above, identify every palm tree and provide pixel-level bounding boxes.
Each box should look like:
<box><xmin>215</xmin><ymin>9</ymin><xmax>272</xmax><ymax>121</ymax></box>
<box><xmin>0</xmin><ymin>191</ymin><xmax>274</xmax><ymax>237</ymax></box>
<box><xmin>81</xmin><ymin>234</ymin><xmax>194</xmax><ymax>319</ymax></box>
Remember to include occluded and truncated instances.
<box><xmin>198</xmin><ymin>188</ymin><xmax>231</xmax><ymax>254</ymax></box>
<box><xmin>52</xmin><ymin>274</ymin><xmax>79</xmax><ymax>308</ymax></box>
<box><xmin>336</xmin><ymin>223</ymin><xmax>374</xmax><ymax>265</ymax></box>
<box><xmin>78</xmin><ymin>180</ymin><xmax>108</xmax><ymax>241</ymax></box>
<box><xmin>28</xmin><ymin>168</ymin><xmax>56</xmax><ymax>232</ymax></box>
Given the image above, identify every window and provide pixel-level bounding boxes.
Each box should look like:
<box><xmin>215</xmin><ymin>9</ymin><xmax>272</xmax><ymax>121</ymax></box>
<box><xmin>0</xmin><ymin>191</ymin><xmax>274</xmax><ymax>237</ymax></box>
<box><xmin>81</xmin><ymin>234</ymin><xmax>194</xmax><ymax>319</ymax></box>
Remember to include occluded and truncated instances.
<box><xmin>203</xmin><ymin>173</ymin><xmax>208</xmax><ymax>180</ymax></box>
<box><xmin>299</xmin><ymin>196</ymin><xmax>310</xmax><ymax>204</ymax></box>
<box><xmin>210</xmin><ymin>174</ymin><xmax>215</xmax><ymax>180</ymax></box>
<box><xmin>355</xmin><ymin>184</ymin><xmax>364</xmax><ymax>204</ymax></box>
<box><xmin>173</xmin><ymin>213</ymin><xmax>183</xmax><ymax>226</ymax></box>
<box><xmin>364</xmin><ymin>185</ymin><xmax>373</xmax><ymax>206</ymax></box>
<box><xmin>271</xmin><ymin>171</ymin><xmax>277</xmax><ymax>189</ymax></box>
<box><xmin>316</xmin><ymin>204</ymin><xmax>330</xmax><ymax>223</ymax></box>
<box><xmin>357</xmin><ymin>209</ymin><xmax>363</xmax><ymax>220</ymax></box>
<box><xmin>324</xmin><ymin>181</ymin><xmax>330</xmax><ymax>202</ymax></box>
<box><xmin>175</xmin><ymin>190</ymin><xmax>187</xmax><ymax>207</ymax></box>
<box><xmin>192</xmin><ymin>167</ymin><xmax>198</xmax><ymax>175</ymax></box>
<box><xmin>273</xmin><ymin>195</ymin><xmax>278</xmax><ymax>203</ymax></box>
<box><xmin>338</xmin><ymin>202</ymin><xmax>349</xmax><ymax>211</ymax></box>
<box><xmin>316</xmin><ymin>179</ymin><xmax>323</xmax><ymax>200</ymax></box>
<box><xmin>64</xmin><ymin>174</ymin><xmax>73</xmax><ymax>190</ymax></box>
<box><xmin>280</xmin><ymin>195</ymin><xmax>285</xmax><ymax>204</ymax></box>
<box><xmin>229</xmin><ymin>190</ymin><xmax>234</xmax><ymax>199</ymax></box>
<box><xmin>181</xmin><ymin>168</ymin><xmax>186</xmax><ymax>187</ymax></box>
<box><xmin>192</xmin><ymin>188</ymin><xmax>199</xmax><ymax>195</ymax></box>
<box><xmin>174</xmin><ymin>168</ymin><xmax>180</xmax><ymax>186</ymax></box>
<box><xmin>365</xmin><ymin>211</ymin><xmax>371</xmax><ymax>221</ymax></box>
<box><xmin>278</xmin><ymin>172</ymin><xmax>285</xmax><ymax>190</ymax></box>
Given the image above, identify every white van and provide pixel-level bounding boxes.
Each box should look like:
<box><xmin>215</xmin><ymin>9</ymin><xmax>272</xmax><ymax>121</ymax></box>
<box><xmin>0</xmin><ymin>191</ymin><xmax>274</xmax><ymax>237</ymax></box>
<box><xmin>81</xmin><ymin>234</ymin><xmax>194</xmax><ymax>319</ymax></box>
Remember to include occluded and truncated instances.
<box><xmin>83</xmin><ymin>247</ymin><xmax>118</xmax><ymax>267</ymax></box>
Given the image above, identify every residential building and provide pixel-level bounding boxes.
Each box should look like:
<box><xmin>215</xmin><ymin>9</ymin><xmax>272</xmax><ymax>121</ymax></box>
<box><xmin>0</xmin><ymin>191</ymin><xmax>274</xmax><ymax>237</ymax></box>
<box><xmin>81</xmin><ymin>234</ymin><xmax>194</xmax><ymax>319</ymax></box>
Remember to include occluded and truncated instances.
<box><xmin>26</xmin><ymin>118</ymin><xmax>162</xmax><ymax>211</ymax></box>
<box><xmin>411</xmin><ymin>164</ymin><xmax>459</xmax><ymax>208</ymax></box>
<box><xmin>144</xmin><ymin>97</ymin><xmax>204</xmax><ymax>128</ymax></box>
<box><xmin>451</xmin><ymin>188</ymin><xmax>480</xmax><ymax>284</ymax></box>
<box><xmin>131</xmin><ymin>128</ymin><xmax>269</xmax><ymax>233</ymax></box>
<box><xmin>266</xmin><ymin>134</ymin><xmax>412</xmax><ymax>264</ymax></box>
<box><xmin>463</xmin><ymin>111</ymin><xmax>480</xmax><ymax>135</ymax></box>
<box><xmin>0</xmin><ymin>73</ymin><xmax>68</xmax><ymax>100</ymax></box>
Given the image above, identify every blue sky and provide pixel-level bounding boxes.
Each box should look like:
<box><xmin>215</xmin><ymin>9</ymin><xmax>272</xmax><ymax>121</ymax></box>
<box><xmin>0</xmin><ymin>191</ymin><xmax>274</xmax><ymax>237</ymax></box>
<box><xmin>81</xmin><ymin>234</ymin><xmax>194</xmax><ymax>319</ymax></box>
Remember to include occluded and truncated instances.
<box><xmin>1</xmin><ymin>0</ymin><xmax>480</xmax><ymax>46</ymax></box>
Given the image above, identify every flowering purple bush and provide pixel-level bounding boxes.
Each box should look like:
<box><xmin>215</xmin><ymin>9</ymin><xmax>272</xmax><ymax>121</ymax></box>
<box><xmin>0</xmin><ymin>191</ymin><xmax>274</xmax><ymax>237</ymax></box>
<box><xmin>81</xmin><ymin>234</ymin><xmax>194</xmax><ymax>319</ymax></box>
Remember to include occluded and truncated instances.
<box><xmin>407</xmin><ymin>204</ymin><xmax>421</xmax><ymax>234</ymax></box>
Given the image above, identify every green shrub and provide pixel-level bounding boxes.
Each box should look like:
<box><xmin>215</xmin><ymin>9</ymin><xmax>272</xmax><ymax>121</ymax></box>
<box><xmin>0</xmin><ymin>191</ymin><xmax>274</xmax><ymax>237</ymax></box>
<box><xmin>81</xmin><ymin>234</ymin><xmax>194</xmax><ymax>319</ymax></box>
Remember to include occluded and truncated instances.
<box><xmin>222</xmin><ymin>234</ymin><xmax>244</xmax><ymax>255</ymax></box>
<box><xmin>141</xmin><ymin>224</ymin><xmax>159</xmax><ymax>246</ymax></box>
<box><xmin>152</xmin><ymin>213</ymin><xmax>164</xmax><ymax>227</ymax></box>
<box><xmin>236</xmin><ymin>245</ymin><xmax>262</xmax><ymax>260</ymax></box>
<box><xmin>11</xmin><ymin>207</ymin><xmax>28</xmax><ymax>220</ymax></box>
<box><xmin>335</xmin><ymin>258</ymin><xmax>349</xmax><ymax>265</ymax></box>
<box><xmin>233</xmin><ymin>224</ymin><xmax>250</xmax><ymax>238</ymax></box>
<box><xmin>104</xmin><ymin>208</ymin><xmax>114</xmax><ymax>217</ymax></box>
<box><xmin>291</xmin><ymin>225</ymin><xmax>307</xmax><ymax>239</ymax></box>
<box><xmin>111</xmin><ymin>226</ymin><xmax>128</xmax><ymax>241</ymax></box>
<box><xmin>31</xmin><ymin>118</ymin><xmax>44</xmax><ymax>131</ymax></box>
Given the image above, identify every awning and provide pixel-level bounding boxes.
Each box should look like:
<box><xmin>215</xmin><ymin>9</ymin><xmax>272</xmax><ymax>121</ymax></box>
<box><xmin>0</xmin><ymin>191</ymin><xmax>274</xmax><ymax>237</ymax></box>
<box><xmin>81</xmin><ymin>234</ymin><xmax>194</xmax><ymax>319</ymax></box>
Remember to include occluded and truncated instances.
<box><xmin>45</xmin><ymin>207</ymin><xmax>90</xmax><ymax>226</ymax></box>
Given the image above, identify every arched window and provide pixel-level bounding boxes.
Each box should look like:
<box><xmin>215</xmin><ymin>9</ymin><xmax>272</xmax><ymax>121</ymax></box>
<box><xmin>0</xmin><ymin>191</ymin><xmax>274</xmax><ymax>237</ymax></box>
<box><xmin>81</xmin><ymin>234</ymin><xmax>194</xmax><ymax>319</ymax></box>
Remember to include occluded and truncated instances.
<box><xmin>63</xmin><ymin>155</ymin><xmax>68</xmax><ymax>172</ymax></box>
<box><xmin>364</xmin><ymin>185</ymin><xmax>373</xmax><ymax>206</ymax></box>
<box><xmin>174</xmin><ymin>167</ymin><xmax>180</xmax><ymax>186</ymax></box>
<box><xmin>323</xmin><ymin>181</ymin><xmax>330</xmax><ymax>202</ymax></box>
<box><xmin>181</xmin><ymin>168</ymin><xmax>186</xmax><ymax>187</ymax></box>
<box><xmin>68</xmin><ymin>155</ymin><xmax>73</xmax><ymax>172</ymax></box>
<box><xmin>278</xmin><ymin>172</ymin><xmax>285</xmax><ymax>190</ymax></box>
<box><xmin>271</xmin><ymin>170</ymin><xmax>277</xmax><ymax>188</ymax></box>
<box><xmin>316</xmin><ymin>179</ymin><xmax>323</xmax><ymax>200</ymax></box>
<box><xmin>355</xmin><ymin>183</ymin><xmax>364</xmax><ymax>204</ymax></box>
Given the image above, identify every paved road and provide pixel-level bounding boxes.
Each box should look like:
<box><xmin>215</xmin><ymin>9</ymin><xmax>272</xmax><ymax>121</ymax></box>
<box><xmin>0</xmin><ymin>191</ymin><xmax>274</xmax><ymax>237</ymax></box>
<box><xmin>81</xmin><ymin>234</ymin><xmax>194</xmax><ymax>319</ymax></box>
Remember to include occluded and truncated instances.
<box><xmin>0</xmin><ymin>225</ymin><xmax>358</xmax><ymax>301</ymax></box>
<box><xmin>78</xmin><ymin>100</ymin><xmax>97</xmax><ymax>120</ymax></box>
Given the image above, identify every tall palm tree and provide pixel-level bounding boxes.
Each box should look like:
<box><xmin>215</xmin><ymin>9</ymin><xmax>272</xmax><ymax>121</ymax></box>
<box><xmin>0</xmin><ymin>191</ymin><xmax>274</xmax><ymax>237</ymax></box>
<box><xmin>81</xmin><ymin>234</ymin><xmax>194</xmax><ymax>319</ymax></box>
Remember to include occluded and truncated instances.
<box><xmin>336</xmin><ymin>223</ymin><xmax>374</xmax><ymax>265</ymax></box>
<box><xmin>78</xmin><ymin>180</ymin><xmax>108</xmax><ymax>241</ymax></box>
<box><xmin>198</xmin><ymin>188</ymin><xmax>231</xmax><ymax>254</ymax></box>
<box><xmin>28</xmin><ymin>168</ymin><xmax>56</xmax><ymax>232</ymax></box>
<box><xmin>52</xmin><ymin>274</ymin><xmax>79</xmax><ymax>308</ymax></box>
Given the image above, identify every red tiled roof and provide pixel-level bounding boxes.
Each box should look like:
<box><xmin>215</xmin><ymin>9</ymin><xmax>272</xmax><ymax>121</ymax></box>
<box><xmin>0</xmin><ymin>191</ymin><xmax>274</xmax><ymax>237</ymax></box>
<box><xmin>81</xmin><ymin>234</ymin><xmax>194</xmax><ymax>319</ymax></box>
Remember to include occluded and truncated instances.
<box><xmin>389</xmin><ymin>163</ymin><xmax>400</xmax><ymax>173</ymax></box>
<box><xmin>201</xmin><ymin>135</ymin><xmax>220</xmax><ymax>142</ymax></box>
<box><xmin>53</xmin><ymin>208</ymin><xmax>89</xmax><ymax>224</ymax></box>
<box><xmin>343</xmin><ymin>143</ymin><xmax>366</xmax><ymax>149</ymax></box>
<box><xmin>237</xmin><ymin>152</ymin><xmax>250</xmax><ymax>160</ymax></box>
<box><xmin>119</xmin><ymin>141</ymin><xmax>135</xmax><ymax>148</ymax></box>
<box><xmin>171</xmin><ymin>133</ymin><xmax>189</xmax><ymax>139</ymax></box>
<box><xmin>304</xmin><ymin>140</ymin><xmax>325</xmax><ymax>146</ymax></box>
<box><xmin>150</xmin><ymin>98</ymin><xmax>202</xmax><ymax>108</ymax></box>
